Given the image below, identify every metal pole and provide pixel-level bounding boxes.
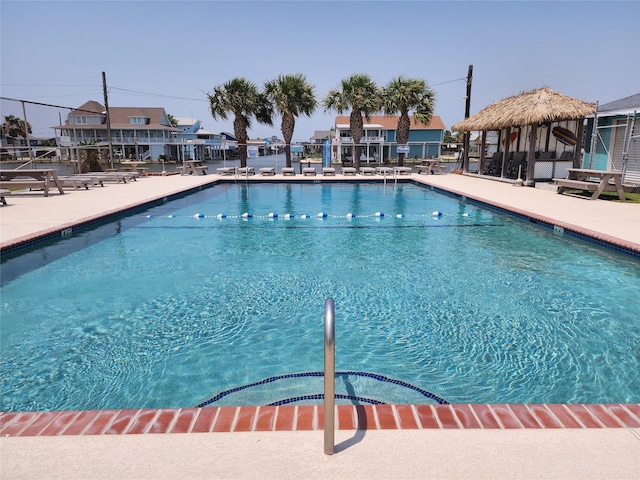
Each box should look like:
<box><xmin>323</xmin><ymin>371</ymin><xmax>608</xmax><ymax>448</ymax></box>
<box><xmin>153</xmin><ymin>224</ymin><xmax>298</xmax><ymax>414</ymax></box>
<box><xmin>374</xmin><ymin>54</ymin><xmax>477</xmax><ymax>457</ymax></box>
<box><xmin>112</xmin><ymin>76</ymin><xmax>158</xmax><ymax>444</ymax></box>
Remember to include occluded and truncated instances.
<box><xmin>462</xmin><ymin>65</ymin><xmax>473</xmax><ymax>173</ymax></box>
<box><xmin>324</xmin><ymin>297</ymin><xmax>335</xmax><ymax>456</ymax></box>
<box><xmin>588</xmin><ymin>102</ymin><xmax>599</xmax><ymax>169</ymax></box>
<box><xmin>20</xmin><ymin>101</ymin><xmax>34</xmax><ymax>166</ymax></box>
<box><xmin>102</xmin><ymin>72</ymin><xmax>114</xmax><ymax>169</ymax></box>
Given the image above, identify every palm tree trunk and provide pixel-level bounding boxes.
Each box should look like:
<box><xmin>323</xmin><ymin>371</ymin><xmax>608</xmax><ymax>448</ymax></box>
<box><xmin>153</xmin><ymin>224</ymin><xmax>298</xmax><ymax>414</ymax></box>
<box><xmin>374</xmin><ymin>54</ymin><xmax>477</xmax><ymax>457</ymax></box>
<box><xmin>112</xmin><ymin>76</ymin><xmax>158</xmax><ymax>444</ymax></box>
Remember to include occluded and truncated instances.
<box><xmin>282</xmin><ymin>114</ymin><xmax>295</xmax><ymax>168</ymax></box>
<box><xmin>396</xmin><ymin>113</ymin><xmax>411</xmax><ymax>167</ymax></box>
<box><xmin>350</xmin><ymin>111</ymin><xmax>363</xmax><ymax>171</ymax></box>
<box><xmin>234</xmin><ymin>117</ymin><xmax>248</xmax><ymax>168</ymax></box>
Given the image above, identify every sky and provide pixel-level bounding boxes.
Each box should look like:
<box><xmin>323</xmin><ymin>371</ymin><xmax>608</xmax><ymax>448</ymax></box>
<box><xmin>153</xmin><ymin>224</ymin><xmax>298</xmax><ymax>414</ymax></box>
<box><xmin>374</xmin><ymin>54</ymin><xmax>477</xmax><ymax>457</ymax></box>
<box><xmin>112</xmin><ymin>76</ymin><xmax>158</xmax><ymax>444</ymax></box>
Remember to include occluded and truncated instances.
<box><xmin>1</xmin><ymin>0</ymin><xmax>639</xmax><ymax>142</ymax></box>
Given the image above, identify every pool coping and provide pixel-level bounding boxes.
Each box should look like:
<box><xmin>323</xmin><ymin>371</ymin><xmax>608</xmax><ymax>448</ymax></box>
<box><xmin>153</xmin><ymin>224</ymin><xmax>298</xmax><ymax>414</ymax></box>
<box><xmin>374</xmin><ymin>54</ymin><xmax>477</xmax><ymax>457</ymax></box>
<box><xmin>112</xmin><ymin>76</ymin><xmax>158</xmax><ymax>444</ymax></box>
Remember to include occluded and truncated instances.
<box><xmin>2</xmin><ymin>404</ymin><xmax>640</xmax><ymax>436</ymax></box>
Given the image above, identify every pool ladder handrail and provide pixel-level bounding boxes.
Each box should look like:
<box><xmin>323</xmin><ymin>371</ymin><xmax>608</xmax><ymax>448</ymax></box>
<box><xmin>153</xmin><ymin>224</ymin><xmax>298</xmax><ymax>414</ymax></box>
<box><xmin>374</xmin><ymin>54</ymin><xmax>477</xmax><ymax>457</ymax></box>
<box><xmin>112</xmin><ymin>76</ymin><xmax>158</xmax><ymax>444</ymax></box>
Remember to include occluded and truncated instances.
<box><xmin>324</xmin><ymin>297</ymin><xmax>335</xmax><ymax>455</ymax></box>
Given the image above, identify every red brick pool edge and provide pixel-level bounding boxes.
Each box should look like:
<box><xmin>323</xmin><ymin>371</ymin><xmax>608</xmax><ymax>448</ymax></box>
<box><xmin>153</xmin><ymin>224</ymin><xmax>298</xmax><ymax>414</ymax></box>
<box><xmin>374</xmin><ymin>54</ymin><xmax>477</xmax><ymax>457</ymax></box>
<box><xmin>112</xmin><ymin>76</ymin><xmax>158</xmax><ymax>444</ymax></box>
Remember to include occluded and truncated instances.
<box><xmin>2</xmin><ymin>404</ymin><xmax>639</xmax><ymax>436</ymax></box>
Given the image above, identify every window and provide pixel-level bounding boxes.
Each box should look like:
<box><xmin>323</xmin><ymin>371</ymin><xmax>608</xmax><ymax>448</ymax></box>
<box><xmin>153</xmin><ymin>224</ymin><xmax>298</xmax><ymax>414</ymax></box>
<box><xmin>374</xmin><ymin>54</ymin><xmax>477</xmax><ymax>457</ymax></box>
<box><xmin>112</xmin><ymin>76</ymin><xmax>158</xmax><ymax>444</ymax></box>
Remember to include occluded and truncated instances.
<box><xmin>130</xmin><ymin>117</ymin><xmax>149</xmax><ymax>125</ymax></box>
<box><xmin>73</xmin><ymin>115</ymin><xmax>102</xmax><ymax>125</ymax></box>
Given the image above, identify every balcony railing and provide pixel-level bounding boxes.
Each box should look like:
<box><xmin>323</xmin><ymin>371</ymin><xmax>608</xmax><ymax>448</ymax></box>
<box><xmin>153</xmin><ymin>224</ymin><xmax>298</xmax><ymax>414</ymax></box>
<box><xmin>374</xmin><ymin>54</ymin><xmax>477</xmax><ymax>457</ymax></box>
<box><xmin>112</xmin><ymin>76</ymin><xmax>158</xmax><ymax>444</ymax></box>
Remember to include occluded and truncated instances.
<box><xmin>338</xmin><ymin>136</ymin><xmax>384</xmax><ymax>144</ymax></box>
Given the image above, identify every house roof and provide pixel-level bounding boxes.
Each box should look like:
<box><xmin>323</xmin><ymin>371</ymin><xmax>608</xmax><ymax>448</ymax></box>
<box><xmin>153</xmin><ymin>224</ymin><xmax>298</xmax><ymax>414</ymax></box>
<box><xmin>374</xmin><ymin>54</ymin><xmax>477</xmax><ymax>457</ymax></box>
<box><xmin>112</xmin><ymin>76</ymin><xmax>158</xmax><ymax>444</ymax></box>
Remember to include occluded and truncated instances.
<box><xmin>334</xmin><ymin>115</ymin><xmax>445</xmax><ymax>130</ymax></box>
<box><xmin>451</xmin><ymin>87</ymin><xmax>595</xmax><ymax>131</ymax></box>
<box><xmin>594</xmin><ymin>93</ymin><xmax>640</xmax><ymax>117</ymax></box>
<box><xmin>57</xmin><ymin>100</ymin><xmax>177</xmax><ymax>131</ymax></box>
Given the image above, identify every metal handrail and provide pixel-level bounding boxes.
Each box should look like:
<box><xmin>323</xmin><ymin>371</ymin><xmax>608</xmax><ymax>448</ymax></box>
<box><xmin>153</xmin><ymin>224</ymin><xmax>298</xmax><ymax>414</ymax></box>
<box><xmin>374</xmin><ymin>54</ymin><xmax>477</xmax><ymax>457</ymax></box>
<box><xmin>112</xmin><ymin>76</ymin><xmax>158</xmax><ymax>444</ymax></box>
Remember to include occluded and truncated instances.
<box><xmin>324</xmin><ymin>298</ymin><xmax>335</xmax><ymax>455</ymax></box>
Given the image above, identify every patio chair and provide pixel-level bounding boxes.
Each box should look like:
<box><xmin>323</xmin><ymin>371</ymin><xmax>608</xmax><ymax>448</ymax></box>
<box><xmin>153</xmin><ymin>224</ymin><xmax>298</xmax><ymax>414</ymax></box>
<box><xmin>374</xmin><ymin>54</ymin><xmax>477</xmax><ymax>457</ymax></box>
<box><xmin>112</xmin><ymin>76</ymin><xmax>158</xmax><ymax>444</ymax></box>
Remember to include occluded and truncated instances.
<box><xmin>482</xmin><ymin>152</ymin><xmax>503</xmax><ymax>175</ymax></box>
<box><xmin>302</xmin><ymin>167</ymin><xmax>317</xmax><ymax>176</ymax></box>
<box><xmin>281</xmin><ymin>167</ymin><xmax>295</xmax><ymax>176</ymax></box>
<box><xmin>507</xmin><ymin>152</ymin><xmax>527</xmax><ymax>179</ymax></box>
<box><xmin>322</xmin><ymin>167</ymin><xmax>336</xmax><ymax>176</ymax></box>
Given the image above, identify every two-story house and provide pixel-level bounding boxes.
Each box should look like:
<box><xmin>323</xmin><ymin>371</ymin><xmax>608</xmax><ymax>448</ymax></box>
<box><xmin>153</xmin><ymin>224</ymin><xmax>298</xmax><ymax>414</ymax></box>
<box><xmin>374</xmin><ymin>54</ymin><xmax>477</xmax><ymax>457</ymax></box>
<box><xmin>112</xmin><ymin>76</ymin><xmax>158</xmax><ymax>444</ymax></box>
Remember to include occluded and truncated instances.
<box><xmin>55</xmin><ymin>101</ymin><xmax>178</xmax><ymax>161</ymax></box>
<box><xmin>332</xmin><ymin>115</ymin><xmax>446</xmax><ymax>163</ymax></box>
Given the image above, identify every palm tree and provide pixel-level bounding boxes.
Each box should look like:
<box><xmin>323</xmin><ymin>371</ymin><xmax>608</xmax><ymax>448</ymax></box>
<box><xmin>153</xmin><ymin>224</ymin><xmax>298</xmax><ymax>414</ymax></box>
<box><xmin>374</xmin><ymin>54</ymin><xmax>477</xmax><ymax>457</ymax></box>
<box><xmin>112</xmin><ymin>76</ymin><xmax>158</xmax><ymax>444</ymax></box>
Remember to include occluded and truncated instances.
<box><xmin>323</xmin><ymin>73</ymin><xmax>379</xmax><ymax>171</ymax></box>
<box><xmin>381</xmin><ymin>76</ymin><xmax>435</xmax><ymax>166</ymax></box>
<box><xmin>264</xmin><ymin>74</ymin><xmax>317</xmax><ymax>168</ymax></box>
<box><xmin>207</xmin><ymin>78</ymin><xmax>272</xmax><ymax>168</ymax></box>
<box><xmin>1</xmin><ymin>115</ymin><xmax>33</xmax><ymax>160</ymax></box>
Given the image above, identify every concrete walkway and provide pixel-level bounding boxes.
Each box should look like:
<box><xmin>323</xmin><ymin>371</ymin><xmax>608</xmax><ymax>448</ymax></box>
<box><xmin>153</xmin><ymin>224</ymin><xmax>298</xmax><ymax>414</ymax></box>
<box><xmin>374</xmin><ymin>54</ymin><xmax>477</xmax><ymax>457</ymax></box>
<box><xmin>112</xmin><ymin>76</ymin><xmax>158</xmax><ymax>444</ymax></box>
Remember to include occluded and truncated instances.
<box><xmin>1</xmin><ymin>173</ymin><xmax>639</xmax><ymax>479</ymax></box>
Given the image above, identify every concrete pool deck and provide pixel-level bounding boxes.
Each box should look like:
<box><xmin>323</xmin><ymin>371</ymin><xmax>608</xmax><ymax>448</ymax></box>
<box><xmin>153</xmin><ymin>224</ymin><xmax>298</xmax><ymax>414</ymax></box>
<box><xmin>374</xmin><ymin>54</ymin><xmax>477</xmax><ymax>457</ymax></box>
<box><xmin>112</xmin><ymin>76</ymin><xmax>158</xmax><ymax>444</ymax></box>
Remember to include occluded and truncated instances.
<box><xmin>1</xmin><ymin>171</ymin><xmax>639</xmax><ymax>478</ymax></box>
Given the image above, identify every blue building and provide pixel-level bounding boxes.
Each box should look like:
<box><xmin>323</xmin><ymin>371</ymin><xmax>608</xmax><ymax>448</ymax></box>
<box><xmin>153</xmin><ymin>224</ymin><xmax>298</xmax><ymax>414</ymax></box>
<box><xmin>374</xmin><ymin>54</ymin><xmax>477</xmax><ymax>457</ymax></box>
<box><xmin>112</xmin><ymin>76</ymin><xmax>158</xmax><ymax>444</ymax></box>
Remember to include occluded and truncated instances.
<box><xmin>172</xmin><ymin>117</ymin><xmax>223</xmax><ymax>161</ymax></box>
<box><xmin>584</xmin><ymin>93</ymin><xmax>640</xmax><ymax>186</ymax></box>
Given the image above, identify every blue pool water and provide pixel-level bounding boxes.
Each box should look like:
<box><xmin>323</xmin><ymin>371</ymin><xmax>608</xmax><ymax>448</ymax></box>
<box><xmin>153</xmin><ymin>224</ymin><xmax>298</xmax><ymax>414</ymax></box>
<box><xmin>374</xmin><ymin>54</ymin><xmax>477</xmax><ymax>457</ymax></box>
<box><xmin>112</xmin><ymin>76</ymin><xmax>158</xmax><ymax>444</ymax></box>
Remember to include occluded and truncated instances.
<box><xmin>1</xmin><ymin>182</ymin><xmax>639</xmax><ymax>411</ymax></box>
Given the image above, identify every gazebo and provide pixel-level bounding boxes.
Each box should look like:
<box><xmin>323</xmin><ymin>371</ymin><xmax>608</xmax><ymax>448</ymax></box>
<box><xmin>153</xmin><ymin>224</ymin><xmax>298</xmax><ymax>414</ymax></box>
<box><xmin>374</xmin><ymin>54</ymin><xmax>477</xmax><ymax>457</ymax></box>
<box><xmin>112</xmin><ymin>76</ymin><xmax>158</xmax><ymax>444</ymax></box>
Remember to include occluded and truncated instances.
<box><xmin>452</xmin><ymin>87</ymin><xmax>595</xmax><ymax>186</ymax></box>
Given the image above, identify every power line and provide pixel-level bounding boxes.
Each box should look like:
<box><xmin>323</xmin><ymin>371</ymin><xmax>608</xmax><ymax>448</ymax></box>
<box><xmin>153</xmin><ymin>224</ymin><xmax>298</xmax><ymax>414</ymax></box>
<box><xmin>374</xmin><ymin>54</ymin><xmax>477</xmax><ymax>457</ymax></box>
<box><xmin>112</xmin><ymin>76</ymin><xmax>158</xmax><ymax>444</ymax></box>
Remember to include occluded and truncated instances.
<box><xmin>109</xmin><ymin>87</ymin><xmax>206</xmax><ymax>102</ymax></box>
<box><xmin>0</xmin><ymin>83</ymin><xmax>99</xmax><ymax>88</ymax></box>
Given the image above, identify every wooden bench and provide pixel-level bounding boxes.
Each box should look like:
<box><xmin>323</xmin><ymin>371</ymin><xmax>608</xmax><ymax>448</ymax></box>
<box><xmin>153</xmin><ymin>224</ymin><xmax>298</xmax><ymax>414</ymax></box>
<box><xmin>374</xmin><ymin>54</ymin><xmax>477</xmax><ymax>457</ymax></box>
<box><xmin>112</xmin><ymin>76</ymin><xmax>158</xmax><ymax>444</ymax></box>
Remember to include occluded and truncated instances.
<box><xmin>554</xmin><ymin>178</ymin><xmax>634</xmax><ymax>194</ymax></box>
<box><xmin>0</xmin><ymin>188</ymin><xmax>10</xmax><ymax>205</ymax></box>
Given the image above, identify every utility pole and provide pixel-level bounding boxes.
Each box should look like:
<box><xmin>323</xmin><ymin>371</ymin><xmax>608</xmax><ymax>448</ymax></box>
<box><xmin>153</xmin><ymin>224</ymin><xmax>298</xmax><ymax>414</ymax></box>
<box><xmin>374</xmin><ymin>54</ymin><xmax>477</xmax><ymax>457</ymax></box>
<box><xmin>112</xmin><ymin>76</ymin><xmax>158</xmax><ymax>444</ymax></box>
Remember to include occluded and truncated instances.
<box><xmin>102</xmin><ymin>71</ymin><xmax>114</xmax><ymax>169</ymax></box>
<box><xmin>462</xmin><ymin>65</ymin><xmax>473</xmax><ymax>173</ymax></box>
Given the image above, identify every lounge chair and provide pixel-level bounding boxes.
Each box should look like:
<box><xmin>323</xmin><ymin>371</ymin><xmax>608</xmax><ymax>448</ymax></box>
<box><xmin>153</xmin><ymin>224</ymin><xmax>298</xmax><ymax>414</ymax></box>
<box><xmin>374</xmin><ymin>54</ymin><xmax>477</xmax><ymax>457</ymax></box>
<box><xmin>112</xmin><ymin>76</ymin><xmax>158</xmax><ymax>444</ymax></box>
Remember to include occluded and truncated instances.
<box><xmin>281</xmin><ymin>167</ymin><xmax>295</xmax><ymax>176</ymax></box>
<box><xmin>376</xmin><ymin>167</ymin><xmax>394</xmax><ymax>176</ymax></box>
<box><xmin>302</xmin><ymin>167</ymin><xmax>317</xmax><ymax>176</ymax></box>
<box><xmin>393</xmin><ymin>166</ymin><xmax>412</xmax><ymax>175</ymax></box>
<box><xmin>506</xmin><ymin>151</ymin><xmax>527</xmax><ymax>179</ymax></box>
<box><xmin>0</xmin><ymin>188</ymin><xmax>10</xmax><ymax>205</ymax></box>
<box><xmin>359</xmin><ymin>167</ymin><xmax>376</xmax><ymax>176</ymax></box>
<box><xmin>342</xmin><ymin>167</ymin><xmax>357</xmax><ymax>175</ymax></box>
<box><xmin>238</xmin><ymin>167</ymin><xmax>255</xmax><ymax>176</ymax></box>
<box><xmin>322</xmin><ymin>167</ymin><xmax>336</xmax><ymax>176</ymax></box>
<box><xmin>259</xmin><ymin>167</ymin><xmax>275</xmax><ymax>176</ymax></box>
<box><xmin>55</xmin><ymin>176</ymin><xmax>93</xmax><ymax>190</ymax></box>
<box><xmin>217</xmin><ymin>167</ymin><xmax>237</xmax><ymax>176</ymax></box>
<box><xmin>482</xmin><ymin>152</ymin><xmax>503</xmax><ymax>175</ymax></box>
<box><xmin>77</xmin><ymin>172</ymin><xmax>134</xmax><ymax>184</ymax></box>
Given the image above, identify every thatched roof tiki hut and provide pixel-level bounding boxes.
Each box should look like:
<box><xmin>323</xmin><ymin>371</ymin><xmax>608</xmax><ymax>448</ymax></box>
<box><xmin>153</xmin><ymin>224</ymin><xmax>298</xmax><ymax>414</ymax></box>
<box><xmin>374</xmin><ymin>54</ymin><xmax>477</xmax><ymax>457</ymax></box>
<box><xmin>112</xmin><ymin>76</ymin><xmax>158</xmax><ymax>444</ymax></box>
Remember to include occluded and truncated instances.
<box><xmin>452</xmin><ymin>87</ymin><xmax>595</xmax><ymax>186</ymax></box>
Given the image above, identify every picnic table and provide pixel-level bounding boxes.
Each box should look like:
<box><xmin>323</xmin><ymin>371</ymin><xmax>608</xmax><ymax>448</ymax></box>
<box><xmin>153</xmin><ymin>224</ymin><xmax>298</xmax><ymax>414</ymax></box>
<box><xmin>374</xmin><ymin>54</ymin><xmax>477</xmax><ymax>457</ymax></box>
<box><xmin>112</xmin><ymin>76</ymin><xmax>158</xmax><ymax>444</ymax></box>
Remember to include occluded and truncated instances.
<box><xmin>554</xmin><ymin>168</ymin><xmax>626</xmax><ymax>201</ymax></box>
<box><xmin>180</xmin><ymin>160</ymin><xmax>208</xmax><ymax>175</ymax></box>
<box><xmin>416</xmin><ymin>159</ymin><xmax>447</xmax><ymax>175</ymax></box>
<box><xmin>0</xmin><ymin>169</ymin><xmax>64</xmax><ymax>196</ymax></box>
<box><xmin>121</xmin><ymin>161</ymin><xmax>149</xmax><ymax>174</ymax></box>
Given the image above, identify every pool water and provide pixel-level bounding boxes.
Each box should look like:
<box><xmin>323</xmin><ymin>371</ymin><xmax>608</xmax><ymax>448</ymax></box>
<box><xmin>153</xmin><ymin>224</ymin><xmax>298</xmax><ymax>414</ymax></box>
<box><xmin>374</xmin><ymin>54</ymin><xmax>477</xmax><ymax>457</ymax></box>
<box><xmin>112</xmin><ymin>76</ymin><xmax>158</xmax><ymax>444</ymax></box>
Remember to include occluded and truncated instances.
<box><xmin>1</xmin><ymin>182</ymin><xmax>639</xmax><ymax>411</ymax></box>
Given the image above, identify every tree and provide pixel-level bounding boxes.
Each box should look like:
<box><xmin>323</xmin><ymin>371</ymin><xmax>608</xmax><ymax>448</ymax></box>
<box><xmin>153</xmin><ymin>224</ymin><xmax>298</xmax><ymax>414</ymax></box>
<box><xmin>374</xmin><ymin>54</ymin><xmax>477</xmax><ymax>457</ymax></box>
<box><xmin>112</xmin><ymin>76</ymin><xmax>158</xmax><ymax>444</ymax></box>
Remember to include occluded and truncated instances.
<box><xmin>78</xmin><ymin>141</ymin><xmax>103</xmax><ymax>173</ymax></box>
<box><xmin>166</xmin><ymin>114</ymin><xmax>179</xmax><ymax>128</ymax></box>
<box><xmin>1</xmin><ymin>115</ymin><xmax>33</xmax><ymax>160</ymax></box>
<box><xmin>443</xmin><ymin>130</ymin><xmax>462</xmax><ymax>144</ymax></box>
<box><xmin>381</xmin><ymin>76</ymin><xmax>435</xmax><ymax>166</ymax></box>
<box><xmin>264</xmin><ymin>74</ymin><xmax>317</xmax><ymax>168</ymax></box>
<box><xmin>207</xmin><ymin>78</ymin><xmax>272</xmax><ymax>167</ymax></box>
<box><xmin>323</xmin><ymin>73</ymin><xmax>379</xmax><ymax>171</ymax></box>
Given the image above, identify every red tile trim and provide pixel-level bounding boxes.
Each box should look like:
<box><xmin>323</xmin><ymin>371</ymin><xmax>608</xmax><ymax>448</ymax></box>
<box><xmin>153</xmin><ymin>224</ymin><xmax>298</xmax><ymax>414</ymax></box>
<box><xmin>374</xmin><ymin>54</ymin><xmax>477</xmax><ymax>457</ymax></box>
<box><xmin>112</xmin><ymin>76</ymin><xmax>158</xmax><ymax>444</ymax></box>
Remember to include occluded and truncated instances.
<box><xmin>415</xmin><ymin>405</ymin><xmax>440</xmax><ymax>428</ymax></box>
<box><xmin>168</xmin><ymin>407</ymin><xmax>200</xmax><ymax>433</ymax></box>
<box><xmin>490</xmin><ymin>404</ymin><xmax>522</xmax><ymax>429</ymax></box>
<box><xmin>2</xmin><ymin>404</ymin><xmax>638</xmax><ymax>436</ymax></box>
<box><xmin>395</xmin><ymin>404</ymin><xmax>418</xmax><ymax>429</ymax></box>
<box><xmin>452</xmin><ymin>404</ymin><xmax>481</xmax><ymax>429</ymax></box>
<box><xmin>528</xmin><ymin>404</ymin><xmax>563</xmax><ymax>429</ymax></box>
<box><xmin>296</xmin><ymin>406</ymin><xmax>316</xmax><ymax>431</ymax></box>
<box><xmin>471</xmin><ymin>404</ymin><xmax>501</xmax><ymax>428</ymax></box>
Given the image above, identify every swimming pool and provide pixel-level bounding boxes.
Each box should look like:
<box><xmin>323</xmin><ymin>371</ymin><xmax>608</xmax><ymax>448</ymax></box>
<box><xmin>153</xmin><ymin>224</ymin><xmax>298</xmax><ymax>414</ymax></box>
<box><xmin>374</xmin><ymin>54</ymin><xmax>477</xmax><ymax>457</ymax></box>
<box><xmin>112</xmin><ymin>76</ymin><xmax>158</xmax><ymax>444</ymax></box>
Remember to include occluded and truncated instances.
<box><xmin>1</xmin><ymin>182</ymin><xmax>639</xmax><ymax>411</ymax></box>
